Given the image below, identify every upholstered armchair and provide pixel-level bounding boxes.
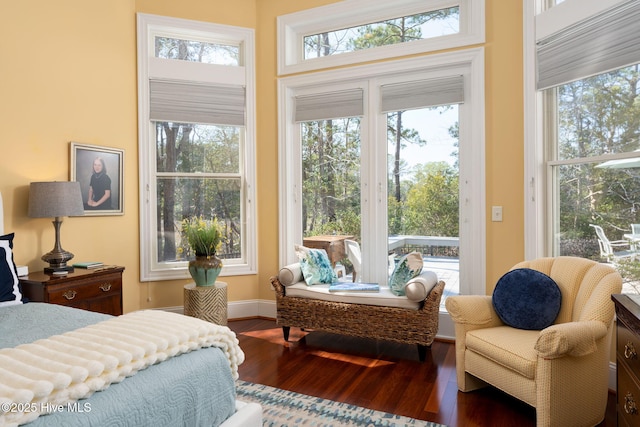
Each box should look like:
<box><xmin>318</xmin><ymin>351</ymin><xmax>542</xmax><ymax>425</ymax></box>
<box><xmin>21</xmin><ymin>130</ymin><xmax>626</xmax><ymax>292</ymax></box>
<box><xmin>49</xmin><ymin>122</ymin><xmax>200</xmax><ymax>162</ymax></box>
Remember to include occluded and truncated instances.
<box><xmin>445</xmin><ymin>256</ymin><xmax>622</xmax><ymax>427</ymax></box>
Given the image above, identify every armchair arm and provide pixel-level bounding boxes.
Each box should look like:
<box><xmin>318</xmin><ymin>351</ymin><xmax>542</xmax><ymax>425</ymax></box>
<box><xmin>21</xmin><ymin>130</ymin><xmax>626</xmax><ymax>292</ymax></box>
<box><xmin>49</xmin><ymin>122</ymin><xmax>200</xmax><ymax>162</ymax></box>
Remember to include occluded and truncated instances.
<box><xmin>445</xmin><ymin>295</ymin><xmax>504</xmax><ymax>327</ymax></box>
<box><xmin>270</xmin><ymin>276</ymin><xmax>286</xmax><ymax>298</ymax></box>
<box><xmin>534</xmin><ymin>320</ymin><xmax>608</xmax><ymax>359</ymax></box>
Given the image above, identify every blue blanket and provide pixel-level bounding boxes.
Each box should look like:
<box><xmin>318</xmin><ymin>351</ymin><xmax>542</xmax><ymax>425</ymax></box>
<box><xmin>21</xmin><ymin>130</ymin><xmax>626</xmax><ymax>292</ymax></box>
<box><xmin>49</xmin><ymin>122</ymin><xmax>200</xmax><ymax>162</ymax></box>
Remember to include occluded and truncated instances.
<box><xmin>0</xmin><ymin>303</ymin><xmax>236</xmax><ymax>427</ymax></box>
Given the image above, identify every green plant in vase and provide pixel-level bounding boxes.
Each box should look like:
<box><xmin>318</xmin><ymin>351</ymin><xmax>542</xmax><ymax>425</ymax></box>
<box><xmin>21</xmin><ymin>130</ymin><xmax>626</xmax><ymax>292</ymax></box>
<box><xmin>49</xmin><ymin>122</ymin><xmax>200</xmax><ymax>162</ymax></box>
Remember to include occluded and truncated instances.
<box><xmin>181</xmin><ymin>216</ymin><xmax>224</xmax><ymax>286</ymax></box>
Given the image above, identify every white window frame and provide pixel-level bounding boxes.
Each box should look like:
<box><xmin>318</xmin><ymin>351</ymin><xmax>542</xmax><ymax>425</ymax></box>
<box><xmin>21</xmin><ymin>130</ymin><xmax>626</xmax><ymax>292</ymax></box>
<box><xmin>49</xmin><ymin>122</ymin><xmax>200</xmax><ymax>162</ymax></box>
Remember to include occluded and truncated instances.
<box><xmin>137</xmin><ymin>13</ymin><xmax>257</xmax><ymax>281</ymax></box>
<box><xmin>277</xmin><ymin>0</ymin><xmax>485</xmax><ymax>75</ymax></box>
<box><xmin>523</xmin><ymin>0</ymin><xmax>631</xmax><ymax>259</ymax></box>
<box><xmin>278</xmin><ymin>48</ymin><xmax>486</xmax><ymax>296</ymax></box>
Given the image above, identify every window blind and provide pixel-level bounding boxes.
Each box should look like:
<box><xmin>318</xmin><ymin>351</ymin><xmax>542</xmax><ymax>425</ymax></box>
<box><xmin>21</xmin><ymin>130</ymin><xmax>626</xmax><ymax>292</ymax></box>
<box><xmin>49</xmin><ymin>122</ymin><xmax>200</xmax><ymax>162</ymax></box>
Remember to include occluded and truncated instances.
<box><xmin>536</xmin><ymin>0</ymin><xmax>640</xmax><ymax>90</ymax></box>
<box><xmin>380</xmin><ymin>75</ymin><xmax>464</xmax><ymax>113</ymax></box>
<box><xmin>149</xmin><ymin>79</ymin><xmax>245</xmax><ymax>126</ymax></box>
<box><xmin>294</xmin><ymin>89</ymin><xmax>364</xmax><ymax>122</ymax></box>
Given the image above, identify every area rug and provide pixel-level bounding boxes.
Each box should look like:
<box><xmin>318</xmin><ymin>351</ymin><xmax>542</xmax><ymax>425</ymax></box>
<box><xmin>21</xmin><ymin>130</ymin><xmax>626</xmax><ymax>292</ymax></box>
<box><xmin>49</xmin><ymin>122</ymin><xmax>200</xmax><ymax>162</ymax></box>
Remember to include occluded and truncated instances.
<box><xmin>236</xmin><ymin>381</ymin><xmax>446</xmax><ymax>427</ymax></box>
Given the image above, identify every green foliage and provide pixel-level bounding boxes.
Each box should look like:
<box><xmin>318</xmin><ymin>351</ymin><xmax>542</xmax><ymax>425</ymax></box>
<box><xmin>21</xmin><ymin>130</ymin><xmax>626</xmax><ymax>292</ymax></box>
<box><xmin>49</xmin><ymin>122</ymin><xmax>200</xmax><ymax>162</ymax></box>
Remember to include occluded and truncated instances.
<box><xmin>404</xmin><ymin>163</ymin><xmax>459</xmax><ymax>236</ymax></box>
<box><xmin>616</xmin><ymin>258</ymin><xmax>640</xmax><ymax>282</ymax></box>
<box><xmin>181</xmin><ymin>216</ymin><xmax>224</xmax><ymax>258</ymax></box>
<box><xmin>301</xmin><ymin>118</ymin><xmax>361</xmax><ymax>235</ymax></box>
<box><xmin>307</xmin><ymin>209</ymin><xmax>361</xmax><ymax>239</ymax></box>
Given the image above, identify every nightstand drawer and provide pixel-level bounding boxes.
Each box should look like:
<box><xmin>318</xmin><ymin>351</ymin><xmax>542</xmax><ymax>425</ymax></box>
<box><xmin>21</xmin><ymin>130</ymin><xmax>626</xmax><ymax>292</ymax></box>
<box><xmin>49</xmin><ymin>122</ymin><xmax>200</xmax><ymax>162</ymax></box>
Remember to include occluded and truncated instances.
<box><xmin>48</xmin><ymin>278</ymin><xmax>122</xmax><ymax>305</ymax></box>
<box><xmin>618</xmin><ymin>360</ymin><xmax>640</xmax><ymax>427</ymax></box>
<box><xmin>619</xmin><ymin>318</ymin><xmax>640</xmax><ymax>376</ymax></box>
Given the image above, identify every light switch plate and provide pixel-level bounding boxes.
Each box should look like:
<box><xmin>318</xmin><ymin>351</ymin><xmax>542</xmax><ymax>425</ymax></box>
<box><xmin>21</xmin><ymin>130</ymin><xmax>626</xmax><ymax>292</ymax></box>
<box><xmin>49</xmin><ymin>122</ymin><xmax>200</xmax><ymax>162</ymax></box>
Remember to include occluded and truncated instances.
<box><xmin>492</xmin><ymin>206</ymin><xmax>503</xmax><ymax>222</ymax></box>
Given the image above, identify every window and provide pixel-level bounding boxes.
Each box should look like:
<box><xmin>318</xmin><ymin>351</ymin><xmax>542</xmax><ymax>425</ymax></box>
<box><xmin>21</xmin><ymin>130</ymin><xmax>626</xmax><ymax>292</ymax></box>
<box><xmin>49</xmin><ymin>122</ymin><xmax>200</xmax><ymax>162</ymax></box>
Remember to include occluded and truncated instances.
<box><xmin>545</xmin><ymin>65</ymin><xmax>640</xmax><ymax>260</ymax></box>
<box><xmin>278</xmin><ymin>49</ymin><xmax>486</xmax><ymax>304</ymax></box>
<box><xmin>277</xmin><ymin>0</ymin><xmax>484</xmax><ymax>75</ymax></box>
<box><xmin>303</xmin><ymin>7</ymin><xmax>460</xmax><ymax>60</ymax></box>
<box><xmin>526</xmin><ymin>0</ymin><xmax>640</xmax><ymax>291</ymax></box>
<box><xmin>137</xmin><ymin>14</ymin><xmax>256</xmax><ymax>281</ymax></box>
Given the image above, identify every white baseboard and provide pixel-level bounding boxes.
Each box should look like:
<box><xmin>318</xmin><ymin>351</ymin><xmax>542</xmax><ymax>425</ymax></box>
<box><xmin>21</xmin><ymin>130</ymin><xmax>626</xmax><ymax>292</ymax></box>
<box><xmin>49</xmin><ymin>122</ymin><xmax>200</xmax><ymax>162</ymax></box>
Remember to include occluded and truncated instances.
<box><xmin>158</xmin><ymin>299</ymin><xmax>277</xmax><ymax>320</ymax></box>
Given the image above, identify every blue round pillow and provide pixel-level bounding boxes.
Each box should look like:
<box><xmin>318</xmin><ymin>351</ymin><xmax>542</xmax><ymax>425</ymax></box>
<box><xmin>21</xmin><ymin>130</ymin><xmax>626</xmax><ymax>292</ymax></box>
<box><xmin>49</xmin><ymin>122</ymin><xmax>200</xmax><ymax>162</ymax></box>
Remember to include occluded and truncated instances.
<box><xmin>492</xmin><ymin>268</ymin><xmax>562</xmax><ymax>330</ymax></box>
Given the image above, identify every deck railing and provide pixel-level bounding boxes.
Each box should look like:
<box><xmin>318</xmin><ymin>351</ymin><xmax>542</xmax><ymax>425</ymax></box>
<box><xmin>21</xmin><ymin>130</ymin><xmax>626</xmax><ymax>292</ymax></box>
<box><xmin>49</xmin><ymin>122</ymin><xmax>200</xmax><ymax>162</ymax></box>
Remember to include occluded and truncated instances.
<box><xmin>388</xmin><ymin>235</ymin><xmax>459</xmax><ymax>257</ymax></box>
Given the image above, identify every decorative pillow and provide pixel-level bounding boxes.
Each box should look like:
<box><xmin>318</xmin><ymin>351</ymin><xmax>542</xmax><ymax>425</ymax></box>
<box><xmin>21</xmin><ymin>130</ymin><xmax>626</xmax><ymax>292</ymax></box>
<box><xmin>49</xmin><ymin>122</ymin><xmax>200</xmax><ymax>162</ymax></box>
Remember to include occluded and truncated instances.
<box><xmin>0</xmin><ymin>233</ymin><xmax>24</xmax><ymax>306</ymax></box>
<box><xmin>389</xmin><ymin>252</ymin><xmax>423</xmax><ymax>296</ymax></box>
<box><xmin>278</xmin><ymin>263</ymin><xmax>303</xmax><ymax>286</ymax></box>
<box><xmin>492</xmin><ymin>268</ymin><xmax>561</xmax><ymax>330</ymax></box>
<box><xmin>294</xmin><ymin>244</ymin><xmax>338</xmax><ymax>285</ymax></box>
<box><xmin>404</xmin><ymin>271</ymin><xmax>438</xmax><ymax>302</ymax></box>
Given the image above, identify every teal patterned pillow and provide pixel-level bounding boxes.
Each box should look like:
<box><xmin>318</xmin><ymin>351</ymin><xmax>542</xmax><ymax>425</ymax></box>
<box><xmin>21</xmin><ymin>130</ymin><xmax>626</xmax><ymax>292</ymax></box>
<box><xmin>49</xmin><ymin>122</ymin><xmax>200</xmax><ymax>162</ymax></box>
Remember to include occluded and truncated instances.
<box><xmin>389</xmin><ymin>252</ymin><xmax>423</xmax><ymax>296</ymax></box>
<box><xmin>295</xmin><ymin>244</ymin><xmax>338</xmax><ymax>285</ymax></box>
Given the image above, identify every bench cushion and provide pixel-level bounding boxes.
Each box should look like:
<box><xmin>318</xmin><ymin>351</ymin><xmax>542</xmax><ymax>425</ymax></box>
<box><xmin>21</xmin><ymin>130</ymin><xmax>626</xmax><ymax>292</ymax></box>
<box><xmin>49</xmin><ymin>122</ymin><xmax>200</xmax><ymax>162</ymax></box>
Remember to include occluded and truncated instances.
<box><xmin>285</xmin><ymin>282</ymin><xmax>420</xmax><ymax>310</ymax></box>
<box><xmin>278</xmin><ymin>262</ymin><xmax>438</xmax><ymax>309</ymax></box>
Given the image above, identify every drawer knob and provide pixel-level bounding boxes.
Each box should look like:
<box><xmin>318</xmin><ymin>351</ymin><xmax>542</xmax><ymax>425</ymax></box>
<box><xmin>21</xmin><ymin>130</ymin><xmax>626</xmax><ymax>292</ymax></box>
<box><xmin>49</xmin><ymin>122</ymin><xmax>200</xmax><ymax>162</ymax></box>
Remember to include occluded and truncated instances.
<box><xmin>99</xmin><ymin>283</ymin><xmax>112</xmax><ymax>292</ymax></box>
<box><xmin>625</xmin><ymin>341</ymin><xmax>638</xmax><ymax>360</ymax></box>
<box><xmin>63</xmin><ymin>290</ymin><xmax>77</xmax><ymax>300</ymax></box>
<box><xmin>625</xmin><ymin>392</ymin><xmax>638</xmax><ymax>415</ymax></box>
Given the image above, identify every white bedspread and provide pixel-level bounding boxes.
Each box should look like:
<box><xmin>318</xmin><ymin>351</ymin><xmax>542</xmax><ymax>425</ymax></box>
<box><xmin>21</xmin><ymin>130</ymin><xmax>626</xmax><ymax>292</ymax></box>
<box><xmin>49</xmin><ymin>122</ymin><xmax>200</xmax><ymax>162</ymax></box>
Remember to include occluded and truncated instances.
<box><xmin>0</xmin><ymin>310</ymin><xmax>245</xmax><ymax>427</ymax></box>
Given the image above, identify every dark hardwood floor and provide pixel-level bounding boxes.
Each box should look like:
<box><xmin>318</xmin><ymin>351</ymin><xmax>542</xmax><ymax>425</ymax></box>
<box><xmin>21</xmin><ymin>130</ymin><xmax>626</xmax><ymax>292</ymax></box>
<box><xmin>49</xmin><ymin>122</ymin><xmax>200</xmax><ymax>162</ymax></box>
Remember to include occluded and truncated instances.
<box><xmin>229</xmin><ymin>318</ymin><xmax>618</xmax><ymax>427</ymax></box>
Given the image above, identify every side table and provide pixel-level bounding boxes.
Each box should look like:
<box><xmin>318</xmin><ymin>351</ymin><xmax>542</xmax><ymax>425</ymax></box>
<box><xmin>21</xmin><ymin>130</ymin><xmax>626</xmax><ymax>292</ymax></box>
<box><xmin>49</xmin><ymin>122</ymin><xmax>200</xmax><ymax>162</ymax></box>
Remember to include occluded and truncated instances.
<box><xmin>302</xmin><ymin>234</ymin><xmax>353</xmax><ymax>266</ymax></box>
<box><xmin>183</xmin><ymin>281</ymin><xmax>227</xmax><ymax>325</ymax></box>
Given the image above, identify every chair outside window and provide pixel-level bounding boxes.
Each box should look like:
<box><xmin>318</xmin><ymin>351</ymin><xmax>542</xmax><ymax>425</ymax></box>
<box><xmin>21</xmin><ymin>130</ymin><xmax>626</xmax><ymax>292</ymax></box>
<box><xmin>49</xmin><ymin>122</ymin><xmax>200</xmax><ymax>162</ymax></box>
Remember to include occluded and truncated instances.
<box><xmin>589</xmin><ymin>224</ymin><xmax>635</xmax><ymax>262</ymax></box>
<box><xmin>344</xmin><ymin>239</ymin><xmax>361</xmax><ymax>282</ymax></box>
<box><xmin>629</xmin><ymin>224</ymin><xmax>640</xmax><ymax>250</ymax></box>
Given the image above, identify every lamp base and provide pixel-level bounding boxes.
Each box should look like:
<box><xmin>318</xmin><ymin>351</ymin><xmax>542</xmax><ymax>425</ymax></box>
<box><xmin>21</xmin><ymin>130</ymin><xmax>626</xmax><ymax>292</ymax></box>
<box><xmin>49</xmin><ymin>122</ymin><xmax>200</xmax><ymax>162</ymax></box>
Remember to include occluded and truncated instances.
<box><xmin>41</xmin><ymin>248</ymin><xmax>75</xmax><ymax>275</ymax></box>
<box><xmin>41</xmin><ymin>217</ymin><xmax>76</xmax><ymax>274</ymax></box>
<box><xmin>44</xmin><ymin>265</ymin><xmax>75</xmax><ymax>274</ymax></box>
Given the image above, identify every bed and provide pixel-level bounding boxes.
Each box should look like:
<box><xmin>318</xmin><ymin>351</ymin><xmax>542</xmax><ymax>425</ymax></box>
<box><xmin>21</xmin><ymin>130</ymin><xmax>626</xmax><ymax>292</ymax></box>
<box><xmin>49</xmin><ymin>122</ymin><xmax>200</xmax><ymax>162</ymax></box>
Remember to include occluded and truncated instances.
<box><xmin>0</xmin><ymin>192</ymin><xmax>261</xmax><ymax>427</ymax></box>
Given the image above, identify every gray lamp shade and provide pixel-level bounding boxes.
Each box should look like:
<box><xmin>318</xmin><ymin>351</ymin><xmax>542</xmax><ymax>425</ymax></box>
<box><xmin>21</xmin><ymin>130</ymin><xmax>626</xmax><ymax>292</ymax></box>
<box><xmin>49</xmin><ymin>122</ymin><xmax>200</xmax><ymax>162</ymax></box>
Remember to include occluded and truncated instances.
<box><xmin>28</xmin><ymin>181</ymin><xmax>84</xmax><ymax>218</ymax></box>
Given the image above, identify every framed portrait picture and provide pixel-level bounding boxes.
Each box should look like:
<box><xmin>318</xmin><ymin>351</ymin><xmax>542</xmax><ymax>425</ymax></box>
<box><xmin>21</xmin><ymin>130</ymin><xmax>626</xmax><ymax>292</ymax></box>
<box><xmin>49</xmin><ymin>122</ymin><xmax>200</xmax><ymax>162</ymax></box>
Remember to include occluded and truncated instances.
<box><xmin>70</xmin><ymin>142</ymin><xmax>124</xmax><ymax>216</ymax></box>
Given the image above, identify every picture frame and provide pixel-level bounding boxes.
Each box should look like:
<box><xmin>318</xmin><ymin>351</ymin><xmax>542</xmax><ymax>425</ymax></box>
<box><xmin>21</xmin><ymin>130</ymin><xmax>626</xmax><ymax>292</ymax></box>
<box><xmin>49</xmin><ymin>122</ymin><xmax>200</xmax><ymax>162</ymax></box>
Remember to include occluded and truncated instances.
<box><xmin>70</xmin><ymin>142</ymin><xmax>124</xmax><ymax>216</ymax></box>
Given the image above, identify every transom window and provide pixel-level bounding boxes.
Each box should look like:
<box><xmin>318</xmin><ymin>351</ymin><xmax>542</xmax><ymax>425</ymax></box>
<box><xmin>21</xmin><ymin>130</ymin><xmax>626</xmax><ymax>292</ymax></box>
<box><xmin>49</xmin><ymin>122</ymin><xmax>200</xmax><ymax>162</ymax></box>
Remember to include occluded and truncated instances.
<box><xmin>303</xmin><ymin>7</ymin><xmax>459</xmax><ymax>60</ymax></box>
<box><xmin>155</xmin><ymin>36</ymin><xmax>240</xmax><ymax>66</ymax></box>
<box><xmin>277</xmin><ymin>0</ymin><xmax>484</xmax><ymax>75</ymax></box>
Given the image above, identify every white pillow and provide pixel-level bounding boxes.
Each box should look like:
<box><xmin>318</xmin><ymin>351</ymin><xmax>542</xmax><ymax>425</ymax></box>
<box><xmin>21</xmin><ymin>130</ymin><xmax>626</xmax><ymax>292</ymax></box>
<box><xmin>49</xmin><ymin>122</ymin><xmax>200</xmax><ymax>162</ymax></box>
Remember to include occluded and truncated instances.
<box><xmin>278</xmin><ymin>263</ymin><xmax>303</xmax><ymax>286</ymax></box>
<box><xmin>404</xmin><ymin>271</ymin><xmax>438</xmax><ymax>302</ymax></box>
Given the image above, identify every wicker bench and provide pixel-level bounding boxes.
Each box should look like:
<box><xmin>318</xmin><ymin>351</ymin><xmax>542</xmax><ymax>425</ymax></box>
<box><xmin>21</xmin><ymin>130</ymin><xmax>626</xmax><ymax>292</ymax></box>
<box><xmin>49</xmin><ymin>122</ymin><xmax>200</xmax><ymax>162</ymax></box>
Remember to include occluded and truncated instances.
<box><xmin>270</xmin><ymin>267</ymin><xmax>445</xmax><ymax>361</ymax></box>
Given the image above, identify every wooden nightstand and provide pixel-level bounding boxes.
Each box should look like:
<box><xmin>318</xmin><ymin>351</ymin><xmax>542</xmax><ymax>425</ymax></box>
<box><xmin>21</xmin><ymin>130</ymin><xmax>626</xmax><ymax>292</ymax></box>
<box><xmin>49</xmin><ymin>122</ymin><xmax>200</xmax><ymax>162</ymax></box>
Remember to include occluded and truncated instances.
<box><xmin>613</xmin><ymin>294</ymin><xmax>640</xmax><ymax>427</ymax></box>
<box><xmin>19</xmin><ymin>266</ymin><xmax>125</xmax><ymax>316</ymax></box>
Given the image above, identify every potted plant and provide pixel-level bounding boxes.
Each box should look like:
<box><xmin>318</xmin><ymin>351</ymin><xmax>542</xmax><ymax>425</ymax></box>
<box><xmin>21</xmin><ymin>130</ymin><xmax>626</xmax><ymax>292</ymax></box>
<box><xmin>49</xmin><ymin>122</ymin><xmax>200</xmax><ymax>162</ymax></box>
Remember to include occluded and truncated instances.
<box><xmin>181</xmin><ymin>216</ymin><xmax>224</xmax><ymax>286</ymax></box>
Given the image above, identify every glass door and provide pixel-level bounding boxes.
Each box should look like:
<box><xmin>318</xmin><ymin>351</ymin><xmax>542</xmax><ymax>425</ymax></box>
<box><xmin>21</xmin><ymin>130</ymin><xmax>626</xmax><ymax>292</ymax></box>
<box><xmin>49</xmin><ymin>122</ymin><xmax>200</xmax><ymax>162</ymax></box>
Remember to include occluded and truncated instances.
<box><xmin>387</xmin><ymin>106</ymin><xmax>460</xmax><ymax>308</ymax></box>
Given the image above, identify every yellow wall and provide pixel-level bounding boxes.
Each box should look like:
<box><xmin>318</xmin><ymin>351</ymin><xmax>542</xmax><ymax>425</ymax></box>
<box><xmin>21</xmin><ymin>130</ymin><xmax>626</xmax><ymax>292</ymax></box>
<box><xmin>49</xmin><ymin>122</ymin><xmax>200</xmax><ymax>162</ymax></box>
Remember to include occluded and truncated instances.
<box><xmin>0</xmin><ymin>0</ymin><xmax>139</xmax><ymax>312</ymax></box>
<box><xmin>0</xmin><ymin>0</ymin><xmax>525</xmax><ymax>313</ymax></box>
<box><xmin>485</xmin><ymin>0</ymin><xmax>525</xmax><ymax>288</ymax></box>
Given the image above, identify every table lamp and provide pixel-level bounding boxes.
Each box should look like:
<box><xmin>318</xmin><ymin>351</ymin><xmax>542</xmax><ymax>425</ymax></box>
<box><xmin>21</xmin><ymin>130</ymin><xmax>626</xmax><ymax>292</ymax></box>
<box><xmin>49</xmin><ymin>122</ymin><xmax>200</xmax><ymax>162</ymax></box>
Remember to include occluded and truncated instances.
<box><xmin>28</xmin><ymin>181</ymin><xmax>84</xmax><ymax>273</ymax></box>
